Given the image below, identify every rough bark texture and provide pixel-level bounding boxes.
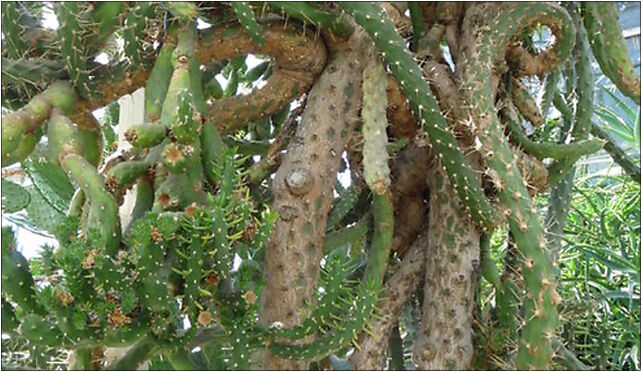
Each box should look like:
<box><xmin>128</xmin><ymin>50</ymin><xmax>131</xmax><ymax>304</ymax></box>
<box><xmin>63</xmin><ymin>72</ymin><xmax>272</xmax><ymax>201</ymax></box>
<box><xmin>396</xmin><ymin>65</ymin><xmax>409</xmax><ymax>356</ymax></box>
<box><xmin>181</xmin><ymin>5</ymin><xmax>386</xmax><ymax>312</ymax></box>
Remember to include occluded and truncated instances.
<box><xmin>351</xmin><ymin>230</ymin><xmax>427</xmax><ymax>370</ymax></box>
<box><xmin>412</xmin><ymin>168</ymin><xmax>481</xmax><ymax>370</ymax></box>
<box><xmin>258</xmin><ymin>28</ymin><xmax>372</xmax><ymax>370</ymax></box>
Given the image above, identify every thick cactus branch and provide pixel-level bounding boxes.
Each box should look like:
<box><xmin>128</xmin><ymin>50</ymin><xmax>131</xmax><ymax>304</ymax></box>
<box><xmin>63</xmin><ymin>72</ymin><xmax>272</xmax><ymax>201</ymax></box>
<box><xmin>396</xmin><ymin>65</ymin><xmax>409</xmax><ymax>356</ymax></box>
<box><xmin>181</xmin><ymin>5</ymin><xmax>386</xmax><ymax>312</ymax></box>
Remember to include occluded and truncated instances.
<box><xmin>583</xmin><ymin>2</ymin><xmax>641</xmax><ymax>104</ymax></box>
<box><xmin>457</xmin><ymin>3</ymin><xmax>576</xmax><ymax>369</ymax></box>
<box><xmin>200</xmin><ymin>24</ymin><xmax>327</xmax><ymax>134</ymax></box>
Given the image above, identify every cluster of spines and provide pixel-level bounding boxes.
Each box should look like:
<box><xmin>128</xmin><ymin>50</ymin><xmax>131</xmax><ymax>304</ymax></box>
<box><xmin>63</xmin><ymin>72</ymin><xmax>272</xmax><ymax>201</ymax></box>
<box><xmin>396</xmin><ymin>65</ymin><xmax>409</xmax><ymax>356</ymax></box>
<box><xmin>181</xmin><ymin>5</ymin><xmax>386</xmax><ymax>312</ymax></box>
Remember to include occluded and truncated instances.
<box><xmin>341</xmin><ymin>1</ymin><xmax>497</xmax><ymax>230</ymax></box>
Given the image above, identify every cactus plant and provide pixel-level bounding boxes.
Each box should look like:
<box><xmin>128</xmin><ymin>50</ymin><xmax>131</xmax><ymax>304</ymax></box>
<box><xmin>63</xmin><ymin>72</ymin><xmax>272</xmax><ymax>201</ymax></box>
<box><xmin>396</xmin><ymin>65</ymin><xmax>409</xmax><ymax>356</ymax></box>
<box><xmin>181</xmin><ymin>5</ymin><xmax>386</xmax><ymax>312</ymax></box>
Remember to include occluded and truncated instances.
<box><xmin>0</xmin><ymin>2</ymin><xmax>637</xmax><ymax>370</ymax></box>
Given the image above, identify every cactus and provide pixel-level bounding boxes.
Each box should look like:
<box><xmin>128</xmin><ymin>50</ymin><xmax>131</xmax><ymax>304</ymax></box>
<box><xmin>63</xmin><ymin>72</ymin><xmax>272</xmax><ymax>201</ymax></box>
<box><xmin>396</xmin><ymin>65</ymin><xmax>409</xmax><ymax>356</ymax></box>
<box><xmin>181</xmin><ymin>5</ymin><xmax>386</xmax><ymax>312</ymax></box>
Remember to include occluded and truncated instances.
<box><xmin>269</xmin><ymin>2</ymin><xmax>354</xmax><ymax>39</ymax></box>
<box><xmin>1</xmin><ymin>2</ymin><xmax>632</xmax><ymax>370</ymax></box>
<box><xmin>1</xmin><ymin>82</ymin><xmax>75</xmax><ymax>166</ymax></box>
<box><xmin>583</xmin><ymin>2</ymin><xmax>641</xmax><ymax>104</ymax></box>
<box><xmin>455</xmin><ymin>3</ymin><xmax>576</xmax><ymax>369</ymax></box>
<box><xmin>342</xmin><ymin>1</ymin><xmax>497</xmax><ymax>230</ymax></box>
<box><xmin>123</xmin><ymin>123</ymin><xmax>168</xmax><ymax>148</ymax></box>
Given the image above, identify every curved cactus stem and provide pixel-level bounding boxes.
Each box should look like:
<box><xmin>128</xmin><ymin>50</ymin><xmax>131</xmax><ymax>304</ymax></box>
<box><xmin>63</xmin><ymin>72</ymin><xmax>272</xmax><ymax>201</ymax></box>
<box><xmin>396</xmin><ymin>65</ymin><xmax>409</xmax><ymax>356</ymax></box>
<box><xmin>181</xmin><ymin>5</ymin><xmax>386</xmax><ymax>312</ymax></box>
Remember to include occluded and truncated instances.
<box><xmin>200</xmin><ymin>23</ymin><xmax>327</xmax><ymax>134</ymax></box>
<box><xmin>230</xmin><ymin>2</ymin><xmax>265</xmax><ymax>47</ymax></box>
<box><xmin>583</xmin><ymin>2</ymin><xmax>641</xmax><ymax>104</ymax></box>
<box><xmin>269</xmin><ymin>2</ymin><xmax>354</xmax><ymax>39</ymax></box>
<box><xmin>60</xmin><ymin>154</ymin><xmax>121</xmax><ymax>256</ymax></box>
<box><xmin>456</xmin><ymin>3</ymin><xmax>576</xmax><ymax>369</ymax></box>
<box><xmin>68</xmin><ymin>189</ymin><xmax>86</xmax><ymax>217</ymax></box>
<box><xmin>128</xmin><ymin>175</ymin><xmax>155</xmax><ymax>230</ymax></box>
<box><xmin>1</xmin><ymin>82</ymin><xmax>75</xmax><ymax>166</ymax></box>
<box><xmin>342</xmin><ymin>1</ymin><xmax>497</xmax><ymax>230</ymax></box>
<box><xmin>591</xmin><ymin>123</ymin><xmax>641</xmax><ymax>183</ymax></box>
<box><xmin>503</xmin><ymin>111</ymin><xmax>603</xmax><ymax>160</ymax></box>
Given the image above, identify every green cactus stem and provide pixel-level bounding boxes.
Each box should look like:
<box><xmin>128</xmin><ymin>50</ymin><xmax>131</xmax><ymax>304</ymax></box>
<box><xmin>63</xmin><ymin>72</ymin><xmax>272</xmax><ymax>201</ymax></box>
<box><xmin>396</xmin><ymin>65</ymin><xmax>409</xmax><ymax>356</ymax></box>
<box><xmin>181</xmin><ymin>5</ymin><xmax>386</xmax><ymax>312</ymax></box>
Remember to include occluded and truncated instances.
<box><xmin>1</xmin><ymin>227</ymin><xmax>47</xmax><ymax>315</ymax></box>
<box><xmin>55</xmin><ymin>2</ymin><xmax>94</xmax><ymax>98</ymax></box>
<box><xmin>362</xmin><ymin>58</ymin><xmax>391</xmax><ymax>195</ymax></box>
<box><xmin>502</xmin><ymin>106</ymin><xmax>604</xmax><ymax>160</ymax></box>
<box><xmin>230</xmin><ymin>2</ymin><xmax>265</xmax><ymax>47</ymax></box>
<box><xmin>105</xmin><ymin>160</ymin><xmax>151</xmax><ymax>194</ymax></box>
<box><xmin>60</xmin><ymin>154</ymin><xmax>121</xmax><ymax>256</ymax></box>
<box><xmin>546</xmin><ymin>6</ymin><xmax>594</xmax><ymax>264</ymax></box>
<box><xmin>161</xmin><ymin>25</ymin><xmax>200</xmax><ymax>137</ymax></box>
<box><xmin>128</xmin><ymin>175</ymin><xmax>156</xmax><ymax>228</ymax></box>
<box><xmin>124</xmin><ymin>123</ymin><xmax>168</xmax><ymax>148</ymax></box>
<box><xmin>2</xmin><ymin>82</ymin><xmax>75</xmax><ymax>166</ymax></box>
<box><xmin>456</xmin><ymin>3</ymin><xmax>576</xmax><ymax>369</ymax></box>
<box><xmin>408</xmin><ymin>2</ymin><xmax>424</xmax><ymax>52</ymax></box>
<box><xmin>269</xmin><ymin>2</ymin><xmax>354</xmax><ymax>39</ymax></box>
<box><xmin>548</xmin><ymin>7</ymin><xmax>594</xmax><ymax>187</ymax></box>
<box><xmin>1</xmin><ymin>2</ymin><xmax>30</xmax><ymax>59</ymax></box>
<box><xmin>541</xmin><ymin>68</ymin><xmax>560</xmax><ymax>117</ymax></box>
<box><xmin>583</xmin><ymin>2</ymin><xmax>641</xmax><ymax>104</ymax></box>
<box><xmin>123</xmin><ymin>2</ymin><xmax>155</xmax><ymax>67</ymax></box>
<box><xmin>1</xmin><ymin>57</ymin><xmax>67</xmax><ymax>85</ymax></box>
<box><xmin>46</xmin><ymin>110</ymin><xmax>102</xmax><ymax>167</ymax></box>
<box><xmin>1</xmin><ymin>298</ymin><xmax>19</xmax><ymax>334</ymax></box>
<box><xmin>591</xmin><ymin>122</ymin><xmax>641</xmax><ymax>183</ymax></box>
<box><xmin>145</xmin><ymin>36</ymin><xmax>177</xmax><ymax>121</ymax></box>
<box><xmin>341</xmin><ymin>1</ymin><xmax>496</xmax><ymax>230</ymax></box>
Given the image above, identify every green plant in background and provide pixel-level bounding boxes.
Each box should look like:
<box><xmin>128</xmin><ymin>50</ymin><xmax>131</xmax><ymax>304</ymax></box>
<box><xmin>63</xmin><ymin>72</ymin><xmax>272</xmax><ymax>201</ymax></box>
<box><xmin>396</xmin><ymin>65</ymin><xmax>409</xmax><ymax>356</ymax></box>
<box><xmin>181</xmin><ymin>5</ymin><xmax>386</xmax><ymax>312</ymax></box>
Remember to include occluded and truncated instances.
<box><xmin>0</xmin><ymin>1</ymin><xmax>640</xmax><ymax>370</ymax></box>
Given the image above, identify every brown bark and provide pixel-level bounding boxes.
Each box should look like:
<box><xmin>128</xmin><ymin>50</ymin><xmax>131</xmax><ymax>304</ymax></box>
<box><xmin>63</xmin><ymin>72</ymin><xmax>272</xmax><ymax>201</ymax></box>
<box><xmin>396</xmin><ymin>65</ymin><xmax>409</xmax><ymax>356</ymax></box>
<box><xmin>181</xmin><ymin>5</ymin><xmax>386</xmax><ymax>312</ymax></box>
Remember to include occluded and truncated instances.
<box><xmin>350</xmin><ymin>230</ymin><xmax>428</xmax><ymax>370</ymax></box>
<box><xmin>258</xmin><ymin>27</ymin><xmax>373</xmax><ymax>370</ymax></box>
<box><xmin>412</xmin><ymin>168</ymin><xmax>481</xmax><ymax>370</ymax></box>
